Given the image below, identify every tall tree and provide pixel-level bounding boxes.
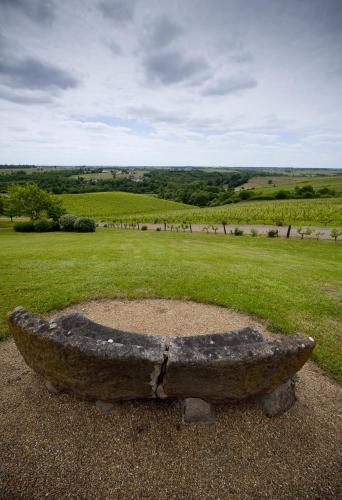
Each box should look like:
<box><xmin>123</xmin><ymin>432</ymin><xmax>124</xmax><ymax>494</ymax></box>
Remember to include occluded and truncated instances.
<box><xmin>5</xmin><ymin>183</ymin><xmax>65</xmax><ymax>221</ymax></box>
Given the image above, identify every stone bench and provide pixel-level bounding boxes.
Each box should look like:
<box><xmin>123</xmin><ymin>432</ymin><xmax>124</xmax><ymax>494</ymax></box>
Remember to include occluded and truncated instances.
<box><xmin>7</xmin><ymin>307</ymin><xmax>315</xmax><ymax>420</ymax></box>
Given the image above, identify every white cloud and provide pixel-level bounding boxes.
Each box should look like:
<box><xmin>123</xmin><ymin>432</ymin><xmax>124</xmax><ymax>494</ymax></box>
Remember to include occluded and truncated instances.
<box><xmin>0</xmin><ymin>0</ymin><xmax>341</xmax><ymax>167</ymax></box>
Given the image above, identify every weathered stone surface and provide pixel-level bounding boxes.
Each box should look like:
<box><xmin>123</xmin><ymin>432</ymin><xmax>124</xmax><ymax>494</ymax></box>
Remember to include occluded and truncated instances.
<box><xmin>182</xmin><ymin>398</ymin><xmax>215</xmax><ymax>424</ymax></box>
<box><xmin>260</xmin><ymin>378</ymin><xmax>296</xmax><ymax>417</ymax></box>
<box><xmin>7</xmin><ymin>307</ymin><xmax>166</xmax><ymax>402</ymax></box>
<box><xmin>8</xmin><ymin>308</ymin><xmax>315</xmax><ymax>416</ymax></box>
<box><xmin>161</xmin><ymin>327</ymin><xmax>315</xmax><ymax>403</ymax></box>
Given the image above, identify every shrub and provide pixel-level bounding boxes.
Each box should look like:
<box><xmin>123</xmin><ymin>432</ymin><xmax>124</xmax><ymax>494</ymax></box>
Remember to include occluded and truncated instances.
<box><xmin>274</xmin><ymin>190</ymin><xmax>290</xmax><ymax>200</ymax></box>
<box><xmin>234</xmin><ymin>227</ymin><xmax>244</xmax><ymax>236</ymax></box>
<box><xmin>74</xmin><ymin>217</ymin><xmax>96</xmax><ymax>232</ymax></box>
<box><xmin>33</xmin><ymin>218</ymin><xmax>59</xmax><ymax>232</ymax></box>
<box><xmin>59</xmin><ymin>214</ymin><xmax>77</xmax><ymax>231</ymax></box>
<box><xmin>156</xmin><ymin>227</ymin><xmax>161</xmax><ymax>231</ymax></box>
<box><xmin>250</xmin><ymin>228</ymin><xmax>258</xmax><ymax>237</ymax></box>
<box><xmin>297</xmin><ymin>226</ymin><xmax>312</xmax><ymax>240</ymax></box>
<box><xmin>14</xmin><ymin>220</ymin><xmax>34</xmax><ymax>232</ymax></box>
<box><xmin>238</xmin><ymin>190</ymin><xmax>253</xmax><ymax>200</ymax></box>
<box><xmin>141</xmin><ymin>225</ymin><xmax>148</xmax><ymax>231</ymax></box>
<box><xmin>267</xmin><ymin>229</ymin><xmax>278</xmax><ymax>238</ymax></box>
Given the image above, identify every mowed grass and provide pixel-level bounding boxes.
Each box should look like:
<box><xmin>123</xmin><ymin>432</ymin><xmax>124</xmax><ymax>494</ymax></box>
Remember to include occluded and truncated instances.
<box><xmin>0</xmin><ymin>219</ymin><xmax>15</xmax><ymax>228</ymax></box>
<box><xmin>0</xmin><ymin>230</ymin><xmax>341</xmax><ymax>380</ymax></box>
<box><xmin>58</xmin><ymin>191</ymin><xmax>192</xmax><ymax>219</ymax></box>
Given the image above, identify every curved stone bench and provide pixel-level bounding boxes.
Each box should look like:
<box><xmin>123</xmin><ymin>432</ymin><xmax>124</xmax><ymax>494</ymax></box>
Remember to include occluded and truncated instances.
<box><xmin>8</xmin><ymin>307</ymin><xmax>166</xmax><ymax>401</ymax></box>
<box><xmin>7</xmin><ymin>307</ymin><xmax>315</xmax><ymax>418</ymax></box>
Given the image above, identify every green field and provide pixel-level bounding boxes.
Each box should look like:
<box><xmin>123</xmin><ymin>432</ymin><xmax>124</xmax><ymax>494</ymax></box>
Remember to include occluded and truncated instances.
<box><xmin>58</xmin><ymin>191</ymin><xmax>192</xmax><ymax>219</ymax></box>
<box><xmin>0</xmin><ymin>220</ymin><xmax>15</xmax><ymax>228</ymax></box>
<box><xmin>121</xmin><ymin>198</ymin><xmax>342</xmax><ymax>227</ymax></box>
<box><xmin>237</xmin><ymin>175</ymin><xmax>310</xmax><ymax>190</ymax></box>
<box><xmin>56</xmin><ymin>191</ymin><xmax>342</xmax><ymax>226</ymax></box>
<box><xmin>2</xmin><ymin>191</ymin><xmax>342</xmax><ymax>227</ymax></box>
<box><xmin>247</xmin><ymin>175</ymin><xmax>342</xmax><ymax>196</ymax></box>
<box><xmin>69</xmin><ymin>172</ymin><xmax>114</xmax><ymax>181</ymax></box>
<box><xmin>0</xmin><ymin>229</ymin><xmax>341</xmax><ymax>380</ymax></box>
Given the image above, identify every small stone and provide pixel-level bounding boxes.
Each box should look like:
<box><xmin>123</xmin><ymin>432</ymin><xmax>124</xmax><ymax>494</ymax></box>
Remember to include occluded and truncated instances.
<box><xmin>95</xmin><ymin>400</ymin><xmax>114</xmax><ymax>413</ymax></box>
<box><xmin>260</xmin><ymin>378</ymin><xmax>296</xmax><ymax>417</ymax></box>
<box><xmin>45</xmin><ymin>379</ymin><xmax>60</xmax><ymax>395</ymax></box>
<box><xmin>13</xmin><ymin>306</ymin><xmax>25</xmax><ymax>313</ymax></box>
<box><xmin>182</xmin><ymin>398</ymin><xmax>215</xmax><ymax>424</ymax></box>
<box><xmin>107</xmin><ymin>339</ymin><xmax>114</xmax><ymax>343</ymax></box>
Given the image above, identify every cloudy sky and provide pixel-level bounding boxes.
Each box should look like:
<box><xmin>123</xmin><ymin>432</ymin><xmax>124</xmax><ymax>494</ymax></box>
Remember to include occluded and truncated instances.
<box><xmin>0</xmin><ymin>0</ymin><xmax>341</xmax><ymax>167</ymax></box>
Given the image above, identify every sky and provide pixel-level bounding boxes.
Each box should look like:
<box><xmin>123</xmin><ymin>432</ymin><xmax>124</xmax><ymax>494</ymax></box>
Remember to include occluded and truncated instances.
<box><xmin>0</xmin><ymin>0</ymin><xmax>341</xmax><ymax>168</ymax></box>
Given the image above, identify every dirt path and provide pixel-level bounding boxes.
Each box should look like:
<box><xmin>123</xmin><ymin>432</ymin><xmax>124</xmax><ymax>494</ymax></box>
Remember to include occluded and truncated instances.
<box><xmin>1</xmin><ymin>223</ymin><xmax>339</xmax><ymax>239</ymax></box>
<box><xmin>1</xmin><ymin>299</ymin><xmax>341</xmax><ymax>499</ymax></box>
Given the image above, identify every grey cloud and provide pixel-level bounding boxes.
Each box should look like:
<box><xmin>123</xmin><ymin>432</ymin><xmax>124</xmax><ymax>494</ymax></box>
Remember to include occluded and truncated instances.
<box><xmin>143</xmin><ymin>50</ymin><xmax>210</xmax><ymax>85</ymax></box>
<box><xmin>144</xmin><ymin>16</ymin><xmax>183</xmax><ymax>48</ymax></box>
<box><xmin>98</xmin><ymin>0</ymin><xmax>134</xmax><ymax>24</ymax></box>
<box><xmin>0</xmin><ymin>57</ymin><xmax>79</xmax><ymax>91</ymax></box>
<box><xmin>0</xmin><ymin>0</ymin><xmax>55</xmax><ymax>23</ymax></box>
<box><xmin>331</xmin><ymin>66</ymin><xmax>342</xmax><ymax>78</ymax></box>
<box><xmin>127</xmin><ymin>106</ymin><xmax>231</xmax><ymax>134</ymax></box>
<box><xmin>231</xmin><ymin>51</ymin><xmax>254</xmax><ymax>64</ymax></box>
<box><xmin>0</xmin><ymin>33</ymin><xmax>9</xmax><ymax>51</ymax></box>
<box><xmin>202</xmin><ymin>74</ymin><xmax>257</xmax><ymax>96</ymax></box>
<box><xmin>0</xmin><ymin>87</ymin><xmax>52</xmax><ymax>104</ymax></box>
<box><xmin>108</xmin><ymin>40</ymin><xmax>122</xmax><ymax>55</ymax></box>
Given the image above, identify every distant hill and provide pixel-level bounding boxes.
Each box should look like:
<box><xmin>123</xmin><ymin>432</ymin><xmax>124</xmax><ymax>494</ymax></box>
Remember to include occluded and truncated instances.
<box><xmin>237</xmin><ymin>175</ymin><xmax>342</xmax><ymax>195</ymax></box>
<box><xmin>58</xmin><ymin>191</ymin><xmax>193</xmax><ymax>220</ymax></box>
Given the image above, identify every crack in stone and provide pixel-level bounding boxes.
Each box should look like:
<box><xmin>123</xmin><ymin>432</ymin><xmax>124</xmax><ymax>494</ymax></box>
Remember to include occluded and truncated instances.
<box><xmin>155</xmin><ymin>345</ymin><xmax>169</xmax><ymax>399</ymax></box>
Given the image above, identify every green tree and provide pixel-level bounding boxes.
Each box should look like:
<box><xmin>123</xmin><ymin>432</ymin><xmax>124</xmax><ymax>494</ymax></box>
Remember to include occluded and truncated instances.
<box><xmin>6</xmin><ymin>183</ymin><xmax>65</xmax><ymax>221</ymax></box>
<box><xmin>238</xmin><ymin>190</ymin><xmax>253</xmax><ymax>200</ymax></box>
<box><xmin>3</xmin><ymin>195</ymin><xmax>17</xmax><ymax>221</ymax></box>
<box><xmin>330</xmin><ymin>228</ymin><xmax>342</xmax><ymax>241</ymax></box>
<box><xmin>189</xmin><ymin>190</ymin><xmax>213</xmax><ymax>207</ymax></box>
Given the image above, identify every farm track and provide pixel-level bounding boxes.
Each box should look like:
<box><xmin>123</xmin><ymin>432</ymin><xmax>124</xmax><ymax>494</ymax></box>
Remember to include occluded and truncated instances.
<box><xmin>1</xmin><ymin>223</ymin><xmax>339</xmax><ymax>239</ymax></box>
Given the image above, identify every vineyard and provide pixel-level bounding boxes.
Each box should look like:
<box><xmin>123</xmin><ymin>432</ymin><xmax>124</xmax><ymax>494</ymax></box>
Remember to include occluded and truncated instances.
<box><xmin>117</xmin><ymin>198</ymin><xmax>342</xmax><ymax>227</ymax></box>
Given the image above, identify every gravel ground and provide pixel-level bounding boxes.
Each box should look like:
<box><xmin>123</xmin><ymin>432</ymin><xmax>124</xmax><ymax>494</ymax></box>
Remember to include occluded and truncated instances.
<box><xmin>1</xmin><ymin>299</ymin><xmax>341</xmax><ymax>499</ymax></box>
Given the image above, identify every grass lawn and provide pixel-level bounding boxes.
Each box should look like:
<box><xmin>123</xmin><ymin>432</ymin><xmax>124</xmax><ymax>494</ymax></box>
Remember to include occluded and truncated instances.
<box><xmin>0</xmin><ymin>219</ymin><xmax>15</xmax><ymax>228</ymax></box>
<box><xmin>0</xmin><ymin>229</ymin><xmax>341</xmax><ymax>380</ymax></box>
